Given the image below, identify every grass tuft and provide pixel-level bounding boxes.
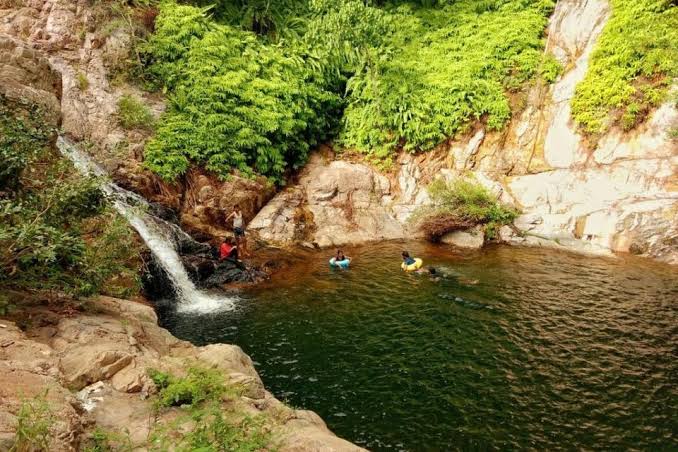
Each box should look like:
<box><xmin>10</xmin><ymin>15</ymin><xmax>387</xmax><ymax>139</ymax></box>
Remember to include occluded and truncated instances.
<box><xmin>117</xmin><ymin>94</ymin><xmax>154</xmax><ymax>130</ymax></box>
<box><xmin>11</xmin><ymin>391</ymin><xmax>54</xmax><ymax>452</ymax></box>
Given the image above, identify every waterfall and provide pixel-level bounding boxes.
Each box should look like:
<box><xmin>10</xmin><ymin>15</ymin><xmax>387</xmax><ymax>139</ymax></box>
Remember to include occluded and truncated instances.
<box><xmin>57</xmin><ymin>136</ymin><xmax>236</xmax><ymax>314</ymax></box>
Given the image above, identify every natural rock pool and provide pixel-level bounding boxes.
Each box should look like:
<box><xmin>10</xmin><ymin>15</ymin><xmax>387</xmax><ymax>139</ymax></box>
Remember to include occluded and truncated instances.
<box><xmin>159</xmin><ymin>243</ymin><xmax>677</xmax><ymax>450</ymax></box>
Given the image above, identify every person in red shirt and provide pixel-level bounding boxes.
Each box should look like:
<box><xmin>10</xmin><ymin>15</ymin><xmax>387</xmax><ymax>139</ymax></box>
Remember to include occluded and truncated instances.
<box><xmin>219</xmin><ymin>237</ymin><xmax>238</xmax><ymax>261</ymax></box>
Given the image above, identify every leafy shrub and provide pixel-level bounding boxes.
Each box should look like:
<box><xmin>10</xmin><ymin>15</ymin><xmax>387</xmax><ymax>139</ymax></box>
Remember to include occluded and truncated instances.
<box><xmin>148</xmin><ymin>368</ymin><xmax>171</xmax><ymax>390</ymax></box>
<box><xmin>539</xmin><ymin>54</ymin><xmax>563</xmax><ymax>84</ymax></box>
<box><xmin>11</xmin><ymin>391</ymin><xmax>54</xmax><ymax>452</ymax></box>
<box><xmin>337</xmin><ymin>0</ymin><xmax>555</xmax><ymax>157</ymax></box>
<box><xmin>117</xmin><ymin>94</ymin><xmax>154</xmax><ymax>130</ymax></box>
<box><xmin>150</xmin><ymin>405</ymin><xmax>272</xmax><ymax>452</ymax></box>
<box><xmin>0</xmin><ymin>97</ymin><xmax>52</xmax><ymax>191</ymax></box>
<box><xmin>150</xmin><ymin>367</ymin><xmax>230</xmax><ymax>408</ymax></box>
<box><xmin>143</xmin><ymin>2</ymin><xmax>342</xmax><ymax>181</ymax></box>
<box><xmin>141</xmin><ymin>2</ymin><xmax>341</xmax><ymax>182</ymax></box>
<box><xmin>412</xmin><ymin>178</ymin><xmax>518</xmax><ymax>240</ymax></box>
<box><xmin>572</xmin><ymin>0</ymin><xmax>678</xmax><ymax>133</ymax></box>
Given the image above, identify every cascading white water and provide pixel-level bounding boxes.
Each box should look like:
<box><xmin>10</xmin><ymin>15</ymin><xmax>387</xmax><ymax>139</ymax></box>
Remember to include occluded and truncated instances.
<box><xmin>57</xmin><ymin>136</ymin><xmax>236</xmax><ymax>314</ymax></box>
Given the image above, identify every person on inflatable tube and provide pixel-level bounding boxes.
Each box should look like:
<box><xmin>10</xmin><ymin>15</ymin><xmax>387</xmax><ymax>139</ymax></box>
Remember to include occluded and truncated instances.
<box><xmin>401</xmin><ymin>250</ymin><xmax>423</xmax><ymax>272</ymax></box>
<box><xmin>329</xmin><ymin>249</ymin><xmax>352</xmax><ymax>268</ymax></box>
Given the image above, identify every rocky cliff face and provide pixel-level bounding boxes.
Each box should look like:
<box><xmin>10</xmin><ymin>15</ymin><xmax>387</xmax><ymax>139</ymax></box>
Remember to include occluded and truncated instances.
<box><xmin>250</xmin><ymin>0</ymin><xmax>678</xmax><ymax>264</ymax></box>
<box><xmin>0</xmin><ymin>296</ymin><xmax>364</xmax><ymax>451</ymax></box>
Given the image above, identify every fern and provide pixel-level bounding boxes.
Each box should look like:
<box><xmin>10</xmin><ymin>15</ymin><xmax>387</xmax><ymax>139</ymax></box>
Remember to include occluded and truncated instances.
<box><xmin>572</xmin><ymin>0</ymin><xmax>678</xmax><ymax>133</ymax></box>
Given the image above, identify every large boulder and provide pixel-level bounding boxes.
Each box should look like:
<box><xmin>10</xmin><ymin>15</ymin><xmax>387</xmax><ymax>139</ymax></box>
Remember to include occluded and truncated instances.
<box><xmin>441</xmin><ymin>226</ymin><xmax>485</xmax><ymax>249</ymax></box>
<box><xmin>249</xmin><ymin>153</ymin><xmax>405</xmax><ymax>248</ymax></box>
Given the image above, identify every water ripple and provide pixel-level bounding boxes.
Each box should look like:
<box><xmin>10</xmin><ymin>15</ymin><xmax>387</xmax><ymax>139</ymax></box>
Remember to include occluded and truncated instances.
<box><xmin>161</xmin><ymin>243</ymin><xmax>678</xmax><ymax>451</ymax></box>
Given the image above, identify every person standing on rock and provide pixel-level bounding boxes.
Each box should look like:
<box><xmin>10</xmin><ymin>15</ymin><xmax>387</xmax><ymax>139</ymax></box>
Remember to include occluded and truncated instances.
<box><xmin>226</xmin><ymin>205</ymin><xmax>249</xmax><ymax>257</ymax></box>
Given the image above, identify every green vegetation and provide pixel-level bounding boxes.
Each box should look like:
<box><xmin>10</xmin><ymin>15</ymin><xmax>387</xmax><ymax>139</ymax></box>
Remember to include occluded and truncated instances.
<box><xmin>139</xmin><ymin>0</ymin><xmax>556</xmax><ymax>181</ymax></box>
<box><xmin>117</xmin><ymin>94</ymin><xmax>155</xmax><ymax>130</ymax></box>
<box><xmin>539</xmin><ymin>54</ymin><xmax>563</xmax><ymax>84</ymax></box>
<box><xmin>412</xmin><ymin>178</ymin><xmax>518</xmax><ymax>240</ymax></box>
<box><xmin>10</xmin><ymin>391</ymin><xmax>54</xmax><ymax>452</ymax></box>
<box><xmin>572</xmin><ymin>0</ymin><xmax>678</xmax><ymax>133</ymax></box>
<box><xmin>148</xmin><ymin>367</ymin><xmax>273</xmax><ymax>451</ymax></box>
<box><xmin>0</xmin><ymin>95</ymin><xmax>141</xmax><ymax>298</ymax></box>
<box><xmin>120</xmin><ymin>0</ymin><xmax>673</xmax><ymax>179</ymax></box>
<box><xmin>339</xmin><ymin>0</ymin><xmax>556</xmax><ymax>157</ymax></box>
<box><xmin>141</xmin><ymin>2</ymin><xmax>340</xmax><ymax>182</ymax></box>
<box><xmin>83</xmin><ymin>428</ymin><xmax>133</xmax><ymax>452</ymax></box>
<box><xmin>77</xmin><ymin>72</ymin><xmax>90</xmax><ymax>91</ymax></box>
<box><xmin>149</xmin><ymin>367</ymin><xmax>235</xmax><ymax>408</ymax></box>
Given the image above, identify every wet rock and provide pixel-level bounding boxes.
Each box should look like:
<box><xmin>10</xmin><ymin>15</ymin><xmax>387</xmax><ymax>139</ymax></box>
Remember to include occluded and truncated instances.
<box><xmin>202</xmin><ymin>260</ymin><xmax>268</xmax><ymax>287</ymax></box>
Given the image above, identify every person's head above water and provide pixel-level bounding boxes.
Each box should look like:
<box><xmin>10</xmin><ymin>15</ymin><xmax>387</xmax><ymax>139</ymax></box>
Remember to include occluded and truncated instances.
<box><xmin>402</xmin><ymin>251</ymin><xmax>410</xmax><ymax>260</ymax></box>
<box><xmin>428</xmin><ymin>267</ymin><xmax>437</xmax><ymax>275</ymax></box>
<box><xmin>336</xmin><ymin>249</ymin><xmax>345</xmax><ymax>259</ymax></box>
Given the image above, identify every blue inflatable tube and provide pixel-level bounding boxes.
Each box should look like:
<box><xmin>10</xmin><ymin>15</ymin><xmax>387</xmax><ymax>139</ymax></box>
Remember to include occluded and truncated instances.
<box><xmin>329</xmin><ymin>257</ymin><xmax>351</xmax><ymax>268</ymax></box>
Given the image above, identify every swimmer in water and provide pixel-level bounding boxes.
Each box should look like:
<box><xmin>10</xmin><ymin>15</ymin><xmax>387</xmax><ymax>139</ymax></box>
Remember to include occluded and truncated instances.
<box><xmin>415</xmin><ymin>266</ymin><xmax>441</xmax><ymax>281</ymax></box>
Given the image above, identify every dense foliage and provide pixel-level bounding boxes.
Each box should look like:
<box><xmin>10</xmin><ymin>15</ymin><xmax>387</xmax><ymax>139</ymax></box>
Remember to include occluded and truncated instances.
<box><xmin>412</xmin><ymin>178</ymin><xmax>518</xmax><ymax>240</ymax></box>
<box><xmin>141</xmin><ymin>0</ymin><xmax>557</xmax><ymax>180</ymax></box>
<box><xmin>140</xmin><ymin>0</ymin><xmax>673</xmax><ymax>180</ymax></box>
<box><xmin>142</xmin><ymin>2</ymin><xmax>340</xmax><ymax>181</ymax></box>
<box><xmin>0</xmin><ymin>96</ymin><xmax>141</xmax><ymax>299</ymax></box>
<box><xmin>339</xmin><ymin>0</ymin><xmax>556</xmax><ymax>157</ymax></box>
<box><xmin>572</xmin><ymin>0</ymin><xmax>678</xmax><ymax>133</ymax></box>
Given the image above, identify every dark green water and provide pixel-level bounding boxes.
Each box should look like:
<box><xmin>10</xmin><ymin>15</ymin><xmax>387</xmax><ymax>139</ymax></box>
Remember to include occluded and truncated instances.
<box><xmin>160</xmin><ymin>242</ymin><xmax>678</xmax><ymax>450</ymax></box>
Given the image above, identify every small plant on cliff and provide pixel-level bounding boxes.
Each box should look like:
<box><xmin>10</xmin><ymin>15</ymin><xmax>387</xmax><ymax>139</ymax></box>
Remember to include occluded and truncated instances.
<box><xmin>83</xmin><ymin>428</ymin><xmax>133</xmax><ymax>452</ymax></box>
<box><xmin>11</xmin><ymin>391</ymin><xmax>54</xmax><ymax>452</ymax></box>
<box><xmin>77</xmin><ymin>72</ymin><xmax>90</xmax><ymax>91</ymax></box>
<box><xmin>539</xmin><ymin>54</ymin><xmax>563</xmax><ymax>84</ymax></box>
<box><xmin>149</xmin><ymin>367</ymin><xmax>233</xmax><ymax>408</ymax></box>
<box><xmin>117</xmin><ymin>94</ymin><xmax>154</xmax><ymax>130</ymax></box>
<box><xmin>411</xmin><ymin>178</ymin><xmax>518</xmax><ymax>241</ymax></box>
<box><xmin>150</xmin><ymin>405</ymin><xmax>272</xmax><ymax>452</ymax></box>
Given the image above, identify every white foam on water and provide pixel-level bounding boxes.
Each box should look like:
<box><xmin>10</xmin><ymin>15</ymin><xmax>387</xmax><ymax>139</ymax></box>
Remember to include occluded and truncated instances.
<box><xmin>57</xmin><ymin>136</ymin><xmax>236</xmax><ymax>314</ymax></box>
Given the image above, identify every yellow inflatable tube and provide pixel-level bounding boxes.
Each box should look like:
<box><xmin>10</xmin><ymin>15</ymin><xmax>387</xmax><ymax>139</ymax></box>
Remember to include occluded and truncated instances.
<box><xmin>401</xmin><ymin>258</ymin><xmax>423</xmax><ymax>272</ymax></box>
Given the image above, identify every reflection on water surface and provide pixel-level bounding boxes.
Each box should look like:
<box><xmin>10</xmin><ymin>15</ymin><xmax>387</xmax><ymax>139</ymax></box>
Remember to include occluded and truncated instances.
<box><xmin>160</xmin><ymin>242</ymin><xmax>678</xmax><ymax>451</ymax></box>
